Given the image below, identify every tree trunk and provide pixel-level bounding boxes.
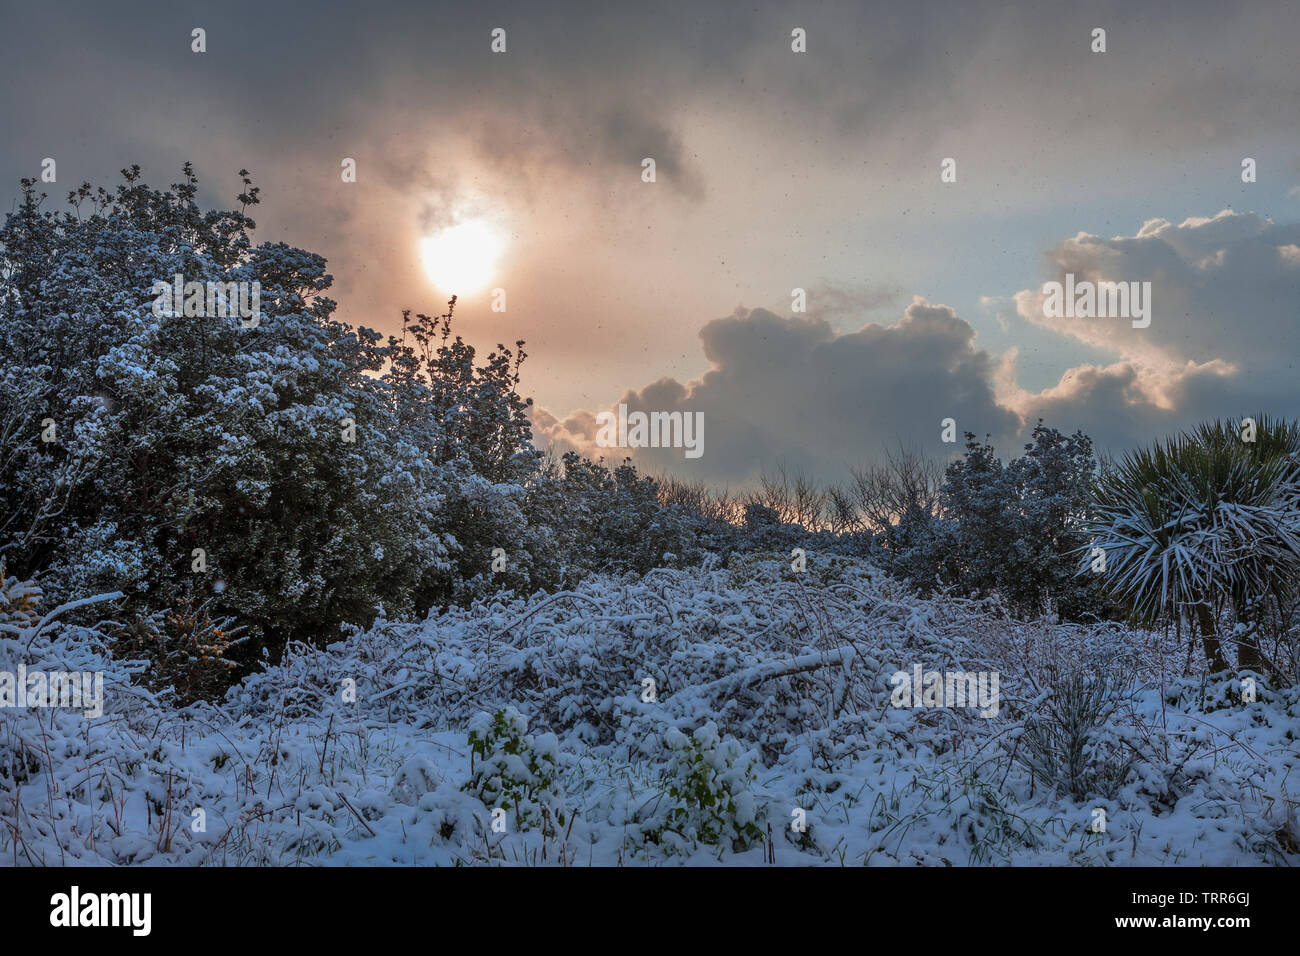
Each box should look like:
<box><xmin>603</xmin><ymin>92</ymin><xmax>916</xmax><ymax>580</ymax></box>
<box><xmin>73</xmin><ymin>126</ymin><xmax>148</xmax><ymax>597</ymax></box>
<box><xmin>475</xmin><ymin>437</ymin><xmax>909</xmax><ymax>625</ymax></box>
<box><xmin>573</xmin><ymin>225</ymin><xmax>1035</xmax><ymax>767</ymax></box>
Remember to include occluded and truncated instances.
<box><xmin>1236</xmin><ymin>624</ymin><xmax>1264</xmax><ymax>672</ymax></box>
<box><xmin>1193</xmin><ymin>602</ymin><xmax>1229</xmax><ymax>673</ymax></box>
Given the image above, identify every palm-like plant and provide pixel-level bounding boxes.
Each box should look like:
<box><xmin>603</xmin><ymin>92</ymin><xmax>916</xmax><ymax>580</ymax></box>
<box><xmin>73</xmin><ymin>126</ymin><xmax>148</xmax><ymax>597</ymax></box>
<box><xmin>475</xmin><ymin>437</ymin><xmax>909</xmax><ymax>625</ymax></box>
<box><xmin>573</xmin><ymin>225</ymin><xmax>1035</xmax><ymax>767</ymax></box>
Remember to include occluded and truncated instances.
<box><xmin>1084</xmin><ymin>416</ymin><xmax>1300</xmax><ymax>674</ymax></box>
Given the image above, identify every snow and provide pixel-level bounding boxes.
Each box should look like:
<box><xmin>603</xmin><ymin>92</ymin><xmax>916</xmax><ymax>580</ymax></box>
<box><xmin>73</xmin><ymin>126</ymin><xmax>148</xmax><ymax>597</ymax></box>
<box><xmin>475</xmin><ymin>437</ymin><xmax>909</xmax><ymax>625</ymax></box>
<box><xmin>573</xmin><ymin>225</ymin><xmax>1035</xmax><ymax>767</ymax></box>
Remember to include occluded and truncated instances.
<box><xmin>3</xmin><ymin>553</ymin><xmax>1297</xmax><ymax>866</ymax></box>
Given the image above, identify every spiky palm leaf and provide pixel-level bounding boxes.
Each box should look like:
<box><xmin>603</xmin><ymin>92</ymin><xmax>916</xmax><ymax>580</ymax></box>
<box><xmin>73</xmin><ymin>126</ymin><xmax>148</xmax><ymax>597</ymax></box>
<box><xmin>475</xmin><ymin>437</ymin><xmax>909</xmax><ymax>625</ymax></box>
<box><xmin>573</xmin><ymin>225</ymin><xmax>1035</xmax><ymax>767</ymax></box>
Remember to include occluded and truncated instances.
<box><xmin>1084</xmin><ymin>416</ymin><xmax>1300</xmax><ymax>625</ymax></box>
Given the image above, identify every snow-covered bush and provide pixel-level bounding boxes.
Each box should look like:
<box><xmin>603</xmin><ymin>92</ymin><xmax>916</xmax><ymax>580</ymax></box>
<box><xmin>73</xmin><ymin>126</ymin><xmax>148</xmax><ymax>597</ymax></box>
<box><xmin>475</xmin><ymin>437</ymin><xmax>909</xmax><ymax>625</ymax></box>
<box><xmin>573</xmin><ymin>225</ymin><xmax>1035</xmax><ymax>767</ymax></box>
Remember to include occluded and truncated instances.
<box><xmin>922</xmin><ymin>422</ymin><xmax>1101</xmax><ymax>618</ymax></box>
<box><xmin>0</xmin><ymin>168</ymin><xmax>450</xmax><ymax>667</ymax></box>
<box><xmin>652</xmin><ymin>722</ymin><xmax>764</xmax><ymax>855</ymax></box>
<box><xmin>727</xmin><ymin>549</ymin><xmax>884</xmax><ymax>590</ymax></box>
<box><xmin>3</xmin><ymin>561</ymin><xmax>1297</xmax><ymax>866</ymax></box>
<box><xmin>463</xmin><ymin>706</ymin><xmax>565</xmax><ymax>832</ymax></box>
<box><xmin>108</xmin><ymin>596</ymin><xmax>242</xmax><ymax>705</ymax></box>
<box><xmin>533</xmin><ymin>453</ymin><xmax>704</xmax><ymax>581</ymax></box>
<box><xmin>1013</xmin><ymin>655</ymin><xmax>1139</xmax><ymax>801</ymax></box>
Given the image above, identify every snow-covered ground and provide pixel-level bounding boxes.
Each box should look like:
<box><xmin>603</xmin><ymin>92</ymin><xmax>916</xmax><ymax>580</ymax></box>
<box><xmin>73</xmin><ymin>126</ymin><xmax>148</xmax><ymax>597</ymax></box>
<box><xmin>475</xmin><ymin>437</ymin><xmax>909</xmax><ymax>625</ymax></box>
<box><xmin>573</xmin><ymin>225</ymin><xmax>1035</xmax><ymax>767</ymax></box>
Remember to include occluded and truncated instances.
<box><xmin>3</xmin><ymin>554</ymin><xmax>1297</xmax><ymax>866</ymax></box>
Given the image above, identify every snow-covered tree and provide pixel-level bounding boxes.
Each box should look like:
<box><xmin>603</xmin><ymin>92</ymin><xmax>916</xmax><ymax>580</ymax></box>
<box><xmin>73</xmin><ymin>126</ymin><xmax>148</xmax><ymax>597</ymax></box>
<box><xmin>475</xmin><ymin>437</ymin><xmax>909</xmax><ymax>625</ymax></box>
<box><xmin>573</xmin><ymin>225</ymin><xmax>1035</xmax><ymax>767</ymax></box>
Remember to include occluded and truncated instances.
<box><xmin>0</xmin><ymin>165</ymin><xmax>717</xmax><ymax>687</ymax></box>
<box><xmin>0</xmin><ymin>167</ymin><xmax>448</xmax><ymax>668</ymax></box>
<box><xmin>1085</xmin><ymin>416</ymin><xmax>1300</xmax><ymax>674</ymax></box>
<box><xmin>891</xmin><ymin>422</ymin><xmax>1100</xmax><ymax>617</ymax></box>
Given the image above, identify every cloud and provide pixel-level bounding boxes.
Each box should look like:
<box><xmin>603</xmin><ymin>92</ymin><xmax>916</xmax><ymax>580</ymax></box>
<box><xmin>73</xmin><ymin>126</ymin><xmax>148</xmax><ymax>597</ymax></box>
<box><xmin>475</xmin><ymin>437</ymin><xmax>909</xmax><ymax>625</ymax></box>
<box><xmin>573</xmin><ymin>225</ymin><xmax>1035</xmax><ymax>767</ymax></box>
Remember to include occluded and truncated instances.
<box><xmin>1007</xmin><ymin>210</ymin><xmax>1300</xmax><ymax>444</ymax></box>
<box><xmin>999</xmin><ymin>352</ymin><xmax>1242</xmax><ymax>451</ymax></box>
<box><xmin>800</xmin><ymin>282</ymin><xmax>906</xmax><ymax>324</ymax></box>
<box><xmin>1015</xmin><ymin>211</ymin><xmax>1300</xmax><ymax>370</ymax></box>
<box><xmin>6</xmin><ymin>1</ymin><xmax>1300</xmax><ymax>483</ymax></box>
<box><xmin>535</xmin><ymin>297</ymin><xmax>1020</xmax><ymax>483</ymax></box>
<box><xmin>538</xmin><ymin>205</ymin><xmax>1300</xmax><ymax>484</ymax></box>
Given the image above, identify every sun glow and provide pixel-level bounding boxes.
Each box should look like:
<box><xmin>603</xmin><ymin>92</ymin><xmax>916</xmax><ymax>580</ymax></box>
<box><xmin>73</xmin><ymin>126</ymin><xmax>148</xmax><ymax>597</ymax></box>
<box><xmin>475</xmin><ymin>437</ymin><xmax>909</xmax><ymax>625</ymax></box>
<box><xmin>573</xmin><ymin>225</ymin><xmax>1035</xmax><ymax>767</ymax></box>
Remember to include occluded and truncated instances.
<box><xmin>419</xmin><ymin>219</ymin><xmax>505</xmax><ymax>296</ymax></box>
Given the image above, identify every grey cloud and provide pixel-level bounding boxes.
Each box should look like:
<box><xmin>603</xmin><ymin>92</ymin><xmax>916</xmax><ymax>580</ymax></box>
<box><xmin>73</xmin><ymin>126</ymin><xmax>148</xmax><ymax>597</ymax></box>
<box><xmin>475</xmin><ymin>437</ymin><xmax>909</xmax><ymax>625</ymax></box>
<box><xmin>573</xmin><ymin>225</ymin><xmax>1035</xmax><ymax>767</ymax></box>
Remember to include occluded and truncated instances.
<box><xmin>1015</xmin><ymin>210</ymin><xmax>1300</xmax><ymax>401</ymax></box>
<box><xmin>536</xmin><ymin>298</ymin><xmax>1020</xmax><ymax>484</ymax></box>
<box><xmin>1011</xmin><ymin>360</ymin><xmax>1241</xmax><ymax>453</ymax></box>
<box><xmin>537</xmin><ymin>203</ymin><xmax>1300</xmax><ymax>486</ymax></box>
<box><xmin>1002</xmin><ymin>209</ymin><xmax>1300</xmax><ymax>454</ymax></box>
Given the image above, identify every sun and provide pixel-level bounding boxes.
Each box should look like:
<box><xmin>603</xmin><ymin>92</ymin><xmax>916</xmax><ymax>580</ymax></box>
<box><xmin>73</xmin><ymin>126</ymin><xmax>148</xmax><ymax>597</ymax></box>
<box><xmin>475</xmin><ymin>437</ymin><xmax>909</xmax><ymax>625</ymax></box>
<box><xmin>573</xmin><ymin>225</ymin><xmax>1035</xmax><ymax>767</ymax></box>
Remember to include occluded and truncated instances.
<box><xmin>419</xmin><ymin>219</ymin><xmax>505</xmax><ymax>296</ymax></box>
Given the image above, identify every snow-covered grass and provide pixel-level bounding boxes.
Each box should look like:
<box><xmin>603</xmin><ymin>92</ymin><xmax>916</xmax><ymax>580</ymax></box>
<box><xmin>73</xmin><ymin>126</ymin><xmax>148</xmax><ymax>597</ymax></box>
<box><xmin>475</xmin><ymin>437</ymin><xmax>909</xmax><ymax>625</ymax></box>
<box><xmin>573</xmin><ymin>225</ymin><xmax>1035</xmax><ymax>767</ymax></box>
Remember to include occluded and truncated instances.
<box><xmin>2</xmin><ymin>554</ymin><xmax>1298</xmax><ymax>866</ymax></box>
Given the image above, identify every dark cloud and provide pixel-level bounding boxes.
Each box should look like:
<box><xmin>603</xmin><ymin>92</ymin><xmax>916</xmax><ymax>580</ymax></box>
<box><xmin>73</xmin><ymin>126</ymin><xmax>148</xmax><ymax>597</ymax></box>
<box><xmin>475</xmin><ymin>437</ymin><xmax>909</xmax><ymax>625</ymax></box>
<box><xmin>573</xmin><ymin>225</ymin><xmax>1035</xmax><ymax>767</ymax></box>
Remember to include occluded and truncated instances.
<box><xmin>536</xmin><ymin>298</ymin><xmax>1020</xmax><ymax>483</ymax></box>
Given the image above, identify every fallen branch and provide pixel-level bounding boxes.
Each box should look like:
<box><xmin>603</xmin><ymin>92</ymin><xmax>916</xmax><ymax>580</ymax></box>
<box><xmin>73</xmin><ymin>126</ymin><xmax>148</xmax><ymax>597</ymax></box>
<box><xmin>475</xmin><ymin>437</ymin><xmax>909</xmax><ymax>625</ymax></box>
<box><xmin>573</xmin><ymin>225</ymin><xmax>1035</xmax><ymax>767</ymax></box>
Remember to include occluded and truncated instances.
<box><xmin>23</xmin><ymin>591</ymin><xmax>124</xmax><ymax>650</ymax></box>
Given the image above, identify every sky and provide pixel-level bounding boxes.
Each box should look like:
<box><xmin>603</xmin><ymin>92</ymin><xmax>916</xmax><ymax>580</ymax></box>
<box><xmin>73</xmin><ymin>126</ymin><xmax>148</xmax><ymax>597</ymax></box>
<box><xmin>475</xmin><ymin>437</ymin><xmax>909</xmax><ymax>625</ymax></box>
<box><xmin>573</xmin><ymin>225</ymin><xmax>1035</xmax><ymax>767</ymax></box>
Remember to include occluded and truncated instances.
<box><xmin>3</xmin><ymin>0</ymin><xmax>1298</xmax><ymax>486</ymax></box>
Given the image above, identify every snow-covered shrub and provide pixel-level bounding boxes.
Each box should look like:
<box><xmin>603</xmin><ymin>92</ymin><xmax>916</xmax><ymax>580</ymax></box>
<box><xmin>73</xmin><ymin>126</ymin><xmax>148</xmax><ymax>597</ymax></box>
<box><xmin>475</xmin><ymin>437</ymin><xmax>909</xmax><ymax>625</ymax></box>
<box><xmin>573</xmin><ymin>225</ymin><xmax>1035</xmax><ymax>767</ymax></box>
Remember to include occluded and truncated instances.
<box><xmin>925</xmin><ymin>422</ymin><xmax>1101</xmax><ymax>618</ymax></box>
<box><xmin>4</xmin><ymin>544</ymin><xmax>1298</xmax><ymax>866</ymax></box>
<box><xmin>0</xmin><ymin>564</ymin><xmax>41</xmax><ymax>626</ymax></box>
<box><xmin>0</xmin><ymin>567</ymin><xmax>153</xmax><ymax>853</ymax></box>
<box><xmin>463</xmin><ymin>706</ymin><xmax>565</xmax><ymax>832</ymax></box>
<box><xmin>650</xmin><ymin>722</ymin><xmax>764</xmax><ymax>855</ymax></box>
<box><xmin>533</xmin><ymin>453</ymin><xmax>704</xmax><ymax>581</ymax></box>
<box><xmin>0</xmin><ymin>168</ymin><xmax>454</xmax><ymax>667</ymax></box>
<box><xmin>727</xmin><ymin>549</ymin><xmax>884</xmax><ymax>590</ymax></box>
<box><xmin>389</xmin><ymin>754</ymin><xmax>442</xmax><ymax>806</ymax></box>
<box><xmin>108</xmin><ymin>596</ymin><xmax>242</xmax><ymax>705</ymax></box>
<box><xmin>1014</xmin><ymin>659</ymin><xmax>1138</xmax><ymax>801</ymax></box>
<box><xmin>864</xmin><ymin>767</ymin><xmax>1048</xmax><ymax>866</ymax></box>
